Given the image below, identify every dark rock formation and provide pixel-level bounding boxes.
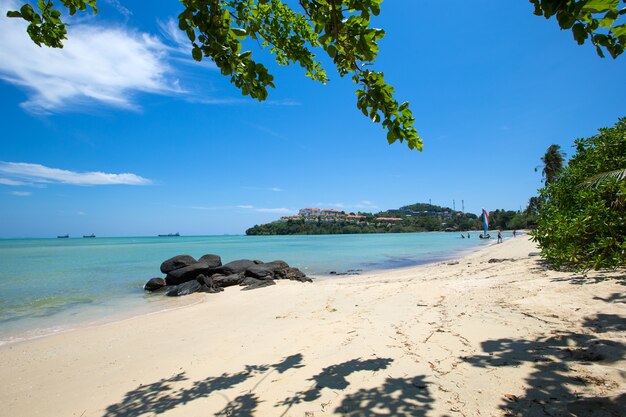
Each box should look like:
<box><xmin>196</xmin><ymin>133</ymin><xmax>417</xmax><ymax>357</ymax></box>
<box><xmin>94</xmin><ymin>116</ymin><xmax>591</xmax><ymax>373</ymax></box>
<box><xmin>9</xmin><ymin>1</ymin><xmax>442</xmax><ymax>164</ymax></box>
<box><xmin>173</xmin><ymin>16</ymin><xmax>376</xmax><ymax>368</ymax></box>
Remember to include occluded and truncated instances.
<box><xmin>148</xmin><ymin>253</ymin><xmax>311</xmax><ymax>297</ymax></box>
<box><xmin>160</xmin><ymin>255</ymin><xmax>197</xmax><ymax>274</ymax></box>
<box><xmin>240</xmin><ymin>277</ymin><xmax>276</xmax><ymax>290</ymax></box>
<box><xmin>166</xmin><ymin>280</ymin><xmax>203</xmax><ymax>296</ymax></box>
<box><xmin>212</xmin><ymin>273</ymin><xmax>245</xmax><ymax>288</ymax></box>
<box><xmin>196</xmin><ymin>274</ymin><xmax>224</xmax><ymax>293</ymax></box>
<box><xmin>144</xmin><ymin>277</ymin><xmax>166</xmax><ymax>291</ymax></box>
<box><xmin>198</xmin><ymin>254</ymin><xmax>222</xmax><ymax>268</ymax></box>
<box><xmin>165</xmin><ymin>262</ymin><xmax>211</xmax><ymax>286</ymax></box>
<box><xmin>213</xmin><ymin>259</ymin><xmax>258</xmax><ymax>275</ymax></box>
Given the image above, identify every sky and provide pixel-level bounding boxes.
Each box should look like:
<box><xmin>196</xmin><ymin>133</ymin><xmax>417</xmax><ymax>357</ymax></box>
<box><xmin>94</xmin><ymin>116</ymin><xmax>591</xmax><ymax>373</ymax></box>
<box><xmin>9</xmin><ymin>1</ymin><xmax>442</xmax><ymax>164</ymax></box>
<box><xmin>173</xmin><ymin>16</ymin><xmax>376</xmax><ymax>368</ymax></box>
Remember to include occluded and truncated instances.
<box><xmin>0</xmin><ymin>0</ymin><xmax>625</xmax><ymax>238</ymax></box>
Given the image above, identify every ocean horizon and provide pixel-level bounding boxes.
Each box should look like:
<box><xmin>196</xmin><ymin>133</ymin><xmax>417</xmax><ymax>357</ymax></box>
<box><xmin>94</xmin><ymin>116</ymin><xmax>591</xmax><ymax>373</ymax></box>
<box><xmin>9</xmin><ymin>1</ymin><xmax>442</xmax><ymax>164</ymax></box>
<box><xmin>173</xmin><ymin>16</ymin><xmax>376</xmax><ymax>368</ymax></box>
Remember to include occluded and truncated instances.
<box><xmin>0</xmin><ymin>231</ymin><xmax>509</xmax><ymax>345</ymax></box>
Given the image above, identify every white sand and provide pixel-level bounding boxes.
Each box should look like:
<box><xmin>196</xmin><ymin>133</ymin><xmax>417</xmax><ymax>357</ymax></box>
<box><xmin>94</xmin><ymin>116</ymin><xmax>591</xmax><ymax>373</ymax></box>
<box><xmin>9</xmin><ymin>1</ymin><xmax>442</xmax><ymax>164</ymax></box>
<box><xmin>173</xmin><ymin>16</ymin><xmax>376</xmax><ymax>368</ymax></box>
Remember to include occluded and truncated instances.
<box><xmin>0</xmin><ymin>236</ymin><xmax>624</xmax><ymax>416</ymax></box>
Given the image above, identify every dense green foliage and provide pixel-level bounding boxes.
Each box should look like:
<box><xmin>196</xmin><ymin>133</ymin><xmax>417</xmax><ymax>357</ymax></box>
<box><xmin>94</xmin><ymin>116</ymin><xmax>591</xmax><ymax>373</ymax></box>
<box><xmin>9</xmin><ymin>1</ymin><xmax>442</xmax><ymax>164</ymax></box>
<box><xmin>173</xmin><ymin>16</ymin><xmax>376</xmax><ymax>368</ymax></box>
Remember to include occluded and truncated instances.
<box><xmin>245</xmin><ymin>203</ymin><xmax>536</xmax><ymax>235</ymax></box>
<box><xmin>531</xmin><ymin>0</ymin><xmax>626</xmax><ymax>58</ymax></box>
<box><xmin>531</xmin><ymin>117</ymin><xmax>626</xmax><ymax>270</ymax></box>
<box><xmin>8</xmin><ymin>1</ymin><xmax>626</xmax><ymax>150</ymax></box>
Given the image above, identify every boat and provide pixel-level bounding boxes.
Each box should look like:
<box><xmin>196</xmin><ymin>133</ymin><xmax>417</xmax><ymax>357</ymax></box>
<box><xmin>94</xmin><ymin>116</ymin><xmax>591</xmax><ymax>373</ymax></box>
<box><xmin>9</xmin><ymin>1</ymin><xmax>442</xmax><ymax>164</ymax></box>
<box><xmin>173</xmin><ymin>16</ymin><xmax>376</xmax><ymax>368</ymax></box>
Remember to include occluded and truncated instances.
<box><xmin>158</xmin><ymin>233</ymin><xmax>180</xmax><ymax>237</ymax></box>
<box><xmin>83</xmin><ymin>234</ymin><xmax>96</xmax><ymax>238</ymax></box>
<box><xmin>57</xmin><ymin>234</ymin><xmax>69</xmax><ymax>238</ymax></box>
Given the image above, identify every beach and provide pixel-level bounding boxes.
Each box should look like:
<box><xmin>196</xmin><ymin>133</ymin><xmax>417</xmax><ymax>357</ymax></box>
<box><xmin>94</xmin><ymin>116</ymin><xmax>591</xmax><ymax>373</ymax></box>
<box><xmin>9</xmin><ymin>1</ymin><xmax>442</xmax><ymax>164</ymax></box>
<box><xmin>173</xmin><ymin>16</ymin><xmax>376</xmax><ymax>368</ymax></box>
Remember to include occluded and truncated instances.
<box><xmin>0</xmin><ymin>235</ymin><xmax>624</xmax><ymax>416</ymax></box>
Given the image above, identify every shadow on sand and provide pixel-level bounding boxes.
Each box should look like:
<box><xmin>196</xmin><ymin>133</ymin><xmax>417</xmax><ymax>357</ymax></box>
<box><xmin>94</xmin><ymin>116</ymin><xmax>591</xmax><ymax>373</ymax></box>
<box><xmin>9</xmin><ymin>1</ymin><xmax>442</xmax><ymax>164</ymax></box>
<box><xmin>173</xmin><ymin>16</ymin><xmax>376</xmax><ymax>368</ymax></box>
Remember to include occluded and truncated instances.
<box><xmin>278</xmin><ymin>357</ymin><xmax>433</xmax><ymax>416</ymax></box>
<box><xmin>462</xmin><ymin>313</ymin><xmax>626</xmax><ymax>416</ymax></box>
<box><xmin>102</xmin><ymin>353</ymin><xmax>304</xmax><ymax>417</ymax></box>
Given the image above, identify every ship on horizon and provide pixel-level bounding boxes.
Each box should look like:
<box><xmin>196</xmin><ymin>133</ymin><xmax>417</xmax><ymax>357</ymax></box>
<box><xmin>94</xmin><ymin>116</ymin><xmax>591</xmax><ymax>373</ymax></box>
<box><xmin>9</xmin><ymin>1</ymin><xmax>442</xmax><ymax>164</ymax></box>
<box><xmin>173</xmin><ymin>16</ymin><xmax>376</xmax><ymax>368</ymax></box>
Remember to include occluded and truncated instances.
<box><xmin>57</xmin><ymin>234</ymin><xmax>69</xmax><ymax>238</ymax></box>
<box><xmin>83</xmin><ymin>234</ymin><xmax>96</xmax><ymax>238</ymax></box>
<box><xmin>158</xmin><ymin>232</ymin><xmax>180</xmax><ymax>237</ymax></box>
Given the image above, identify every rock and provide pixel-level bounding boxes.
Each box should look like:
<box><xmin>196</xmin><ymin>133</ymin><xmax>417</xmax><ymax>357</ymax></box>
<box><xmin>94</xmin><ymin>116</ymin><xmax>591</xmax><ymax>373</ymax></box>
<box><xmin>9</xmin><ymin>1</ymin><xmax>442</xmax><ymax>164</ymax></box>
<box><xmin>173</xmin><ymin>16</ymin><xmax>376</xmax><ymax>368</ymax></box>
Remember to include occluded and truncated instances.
<box><xmin>166</xmin><ymin>280</ymin><xmax>203</xmax><ymax>296</ymax></box>
<box><xmin>165</xmin><ymin>262</ymin><xmax>210</xmax><ymax>285</ymax></box>
<box><xmin>281</xmin><ymin>267</ymin><xmax>312</xmax><ymax>282</ymax></box>
<box><xmin>196</xmin><ymin>274</ymin><xmax>224</xmax><ymax>293</ymax></box>
<box><xmin>214</xmin><ymin>259</ymin><xmax>258</xmax><ymax>275</ymax></box>
<box><xmin>144</xmin><ymin>277</ymin><xmax>166</xmax><ymax>291</ymax></box>
<box><xmin>160</xmin><ymin>255</ymin><xmax>197</xmax><ymax>274</ymax></box>
<box><xmin>212</xmin><ymin>273</ymin><xmax>245</xmax><ymax>288</ymax></box>
<box><xmin>240</xmin><ymin>277</ymin><xmax>276</xmax><ymax>290</ymax></box>
<box><xmin>245</xmin><ymin>265</ymin><xmax>275</xmax><ymax>279</ymax></box>
<box><xmin>198</xmin><ymin>254</ymin><xmax>222</xmax><ymax>268</ymax></box>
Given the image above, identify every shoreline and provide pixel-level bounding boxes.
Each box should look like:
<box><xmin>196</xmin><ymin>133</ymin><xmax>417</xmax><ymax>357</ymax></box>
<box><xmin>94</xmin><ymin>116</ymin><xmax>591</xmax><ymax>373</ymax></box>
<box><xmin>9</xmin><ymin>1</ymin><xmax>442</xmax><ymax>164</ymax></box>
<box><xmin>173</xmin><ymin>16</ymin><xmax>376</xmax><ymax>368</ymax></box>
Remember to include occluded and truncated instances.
<box><xmin>1</xmin><ymin>236</ymin><xmax>623</xmax><ymax>416</ymax></box>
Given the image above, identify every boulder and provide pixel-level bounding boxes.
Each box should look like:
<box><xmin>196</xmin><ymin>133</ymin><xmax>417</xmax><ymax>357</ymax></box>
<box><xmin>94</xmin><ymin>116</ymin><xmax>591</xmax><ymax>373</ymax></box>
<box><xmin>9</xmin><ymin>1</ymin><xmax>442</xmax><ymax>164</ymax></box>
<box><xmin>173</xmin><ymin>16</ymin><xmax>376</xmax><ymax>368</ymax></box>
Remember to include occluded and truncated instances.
<box><xmin>281</xmin><ymin>267</ymin><xmax>312</xmax><ymax>283</ymax></box>
<box><xmin>166</xmin><ymin>280</ymin><xmax>203</xmax><ymax>296</ymax></box>
<box><xmin>212</xmin><ymin>273</ymin><xmax>245</xmax><ymax>288</ymax></box>
<box><xmin>198</xmin><ymin>254</ymin><xmax>222</xmax><ymax>268</ymax></box>
<box><xmin>240</xmin><ymin>277</ymin><xmax>276</xmax><ymax>290</ymax></box>
<box><xmin>196</xmin><ymin>274</ymin><xmax>224</xmax><ymax>293</ymax></box>
<box><xmin>160</xmin><ymin>255</ymin><xmax>197</xmax><ymax>274</ymax></box>
<box><xmin>144</xmin><ymin>277</ymin><xmax>166</xmax><ymax>291</ymax></box>
<box><xmin>244</xmin><ymin>265</ymin><xmax>275</xmax><ymax>279</ymax></box>
<box><xmin>213</xmin><ymin>259</ymin><xmax>258</xmax><ymax>275</ymax></box>
<box><xmin>165</xmin><ymin>262</ymin><xmax>210</xmax><ymax>285</ymax></box>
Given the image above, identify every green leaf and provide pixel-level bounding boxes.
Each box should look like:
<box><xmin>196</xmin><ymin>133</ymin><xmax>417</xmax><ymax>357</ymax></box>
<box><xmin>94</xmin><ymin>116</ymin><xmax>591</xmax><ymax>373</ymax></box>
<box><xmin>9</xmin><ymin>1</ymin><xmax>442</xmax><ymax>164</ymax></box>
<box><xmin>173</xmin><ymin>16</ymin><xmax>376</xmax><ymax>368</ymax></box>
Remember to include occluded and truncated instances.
<box><xmin>6</xmin><ymin>10</ymin><xmax>23</xmax><ymax>18</ymax></box>
<box><xmin>191</xmin><ymin>46</ymin><xmax>202</xmax><ymax>62</ymax></box>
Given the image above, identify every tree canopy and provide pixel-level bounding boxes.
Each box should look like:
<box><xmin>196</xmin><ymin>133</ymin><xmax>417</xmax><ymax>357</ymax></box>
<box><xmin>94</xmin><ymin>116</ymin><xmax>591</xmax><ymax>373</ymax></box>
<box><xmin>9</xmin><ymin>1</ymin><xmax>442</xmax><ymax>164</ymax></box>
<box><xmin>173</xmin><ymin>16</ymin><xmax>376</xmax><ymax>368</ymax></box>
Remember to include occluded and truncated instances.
<box><xmin>531</xmin><ymin>117</ymin><xmax>626</xmax><ymax>270</ymax></box>
<box><xmin>7</xmin><ymin>0</ymin><xmax>626</xmax><ymax>150</ymax></box>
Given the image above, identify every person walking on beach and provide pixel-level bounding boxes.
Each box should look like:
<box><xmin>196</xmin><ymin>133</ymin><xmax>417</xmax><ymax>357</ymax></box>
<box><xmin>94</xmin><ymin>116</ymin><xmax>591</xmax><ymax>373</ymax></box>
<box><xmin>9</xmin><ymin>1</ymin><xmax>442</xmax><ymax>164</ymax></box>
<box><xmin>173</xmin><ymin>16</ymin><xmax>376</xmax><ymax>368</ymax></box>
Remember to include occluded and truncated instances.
<box><xmin>497</xmin><ymin>230</ymin><xmax>503</xmax><ymax>243</ymax></box>
<box><xmin>513</xmin><ymin>230</ymin><xmax>517</xmax><ymax>238</ymax></box>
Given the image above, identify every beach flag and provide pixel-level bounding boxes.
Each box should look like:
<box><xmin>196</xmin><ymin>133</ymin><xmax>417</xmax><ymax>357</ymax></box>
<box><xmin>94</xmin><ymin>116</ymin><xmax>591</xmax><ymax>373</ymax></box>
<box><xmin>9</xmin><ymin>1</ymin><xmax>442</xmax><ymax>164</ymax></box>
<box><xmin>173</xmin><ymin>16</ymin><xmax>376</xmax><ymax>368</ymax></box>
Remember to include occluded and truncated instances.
<box><xmin>482</xmin><ymin>208</ymin><xmax>489</xmax><ymax>235</ymax></box>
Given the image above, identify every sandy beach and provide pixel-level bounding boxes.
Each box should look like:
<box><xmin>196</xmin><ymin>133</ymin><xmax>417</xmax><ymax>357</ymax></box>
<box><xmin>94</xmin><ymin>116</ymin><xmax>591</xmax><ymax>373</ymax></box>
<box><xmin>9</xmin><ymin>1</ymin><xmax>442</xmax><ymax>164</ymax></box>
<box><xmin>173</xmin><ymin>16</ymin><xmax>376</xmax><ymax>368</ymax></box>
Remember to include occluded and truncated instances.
<box><xmin>0</xmin><ymin>235</ymin><xmax>624</xmax><ymax>417</ymax></box>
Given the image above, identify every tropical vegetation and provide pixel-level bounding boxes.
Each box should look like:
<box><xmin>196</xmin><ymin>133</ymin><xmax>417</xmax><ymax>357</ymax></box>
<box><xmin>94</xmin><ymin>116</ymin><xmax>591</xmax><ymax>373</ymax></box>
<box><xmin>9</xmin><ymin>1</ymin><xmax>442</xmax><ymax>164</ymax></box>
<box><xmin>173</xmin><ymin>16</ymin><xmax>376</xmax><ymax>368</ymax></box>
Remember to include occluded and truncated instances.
<box><xmin>246</xmin><ymin>203</ymin><xmax>534</xmax><ymax>235</ymax></box>
<box><xmin>531</xmin><ymin>117</ymin><xmax>626</xmax><ymax>270</ymax></box>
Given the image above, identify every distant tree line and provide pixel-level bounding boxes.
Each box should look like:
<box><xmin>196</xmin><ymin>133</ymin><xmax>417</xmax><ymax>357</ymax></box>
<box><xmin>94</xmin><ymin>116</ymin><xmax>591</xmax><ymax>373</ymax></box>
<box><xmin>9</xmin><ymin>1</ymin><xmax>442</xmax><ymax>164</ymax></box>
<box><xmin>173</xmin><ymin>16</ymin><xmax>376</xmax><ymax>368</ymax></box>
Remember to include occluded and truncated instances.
<box><xmin>246</xmin><ymin>203</ymin><xmax>534</xmax><ymax>235</ymax></box>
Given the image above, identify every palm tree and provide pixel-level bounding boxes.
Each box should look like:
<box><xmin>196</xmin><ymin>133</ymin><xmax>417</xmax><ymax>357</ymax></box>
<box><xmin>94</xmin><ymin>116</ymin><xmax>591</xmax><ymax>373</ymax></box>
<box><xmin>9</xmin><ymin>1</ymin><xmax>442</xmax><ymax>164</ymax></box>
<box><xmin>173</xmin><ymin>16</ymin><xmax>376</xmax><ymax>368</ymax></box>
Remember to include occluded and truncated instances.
<box><xmin>536</xmin><ymin>144</ymin><xmax>566</xmax><ymax>185</ymax></box>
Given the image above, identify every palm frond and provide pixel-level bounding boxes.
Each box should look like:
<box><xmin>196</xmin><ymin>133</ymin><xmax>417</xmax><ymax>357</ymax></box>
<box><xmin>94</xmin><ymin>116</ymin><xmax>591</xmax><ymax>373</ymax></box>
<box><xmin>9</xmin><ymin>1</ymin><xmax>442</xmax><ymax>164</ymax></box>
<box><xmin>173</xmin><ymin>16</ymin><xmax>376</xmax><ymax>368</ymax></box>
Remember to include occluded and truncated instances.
<box><xmin>582</xmin><ymin>168</ymin><xmax>626</xmax><ymax>188</ymax></box>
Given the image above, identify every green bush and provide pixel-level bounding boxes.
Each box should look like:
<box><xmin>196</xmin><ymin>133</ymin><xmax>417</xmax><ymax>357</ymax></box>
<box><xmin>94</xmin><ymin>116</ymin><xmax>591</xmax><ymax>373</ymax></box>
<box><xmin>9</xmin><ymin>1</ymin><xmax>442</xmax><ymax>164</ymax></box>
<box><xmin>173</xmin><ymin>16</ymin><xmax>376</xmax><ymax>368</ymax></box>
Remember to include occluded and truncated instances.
<box><xmin>531</xmin><ymin>118</ymin><xmax>626</xmax><ymax>270</ymax></box>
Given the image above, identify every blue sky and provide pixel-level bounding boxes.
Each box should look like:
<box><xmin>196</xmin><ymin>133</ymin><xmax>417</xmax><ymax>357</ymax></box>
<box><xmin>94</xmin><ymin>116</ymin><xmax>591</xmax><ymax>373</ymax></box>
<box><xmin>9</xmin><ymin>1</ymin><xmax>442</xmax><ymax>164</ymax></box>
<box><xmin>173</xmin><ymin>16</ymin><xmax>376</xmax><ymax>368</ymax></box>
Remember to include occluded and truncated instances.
<box><xmin>0</xmin><ymin>0</ymin><xmax>625</xmax><ymax>237</ymax></box>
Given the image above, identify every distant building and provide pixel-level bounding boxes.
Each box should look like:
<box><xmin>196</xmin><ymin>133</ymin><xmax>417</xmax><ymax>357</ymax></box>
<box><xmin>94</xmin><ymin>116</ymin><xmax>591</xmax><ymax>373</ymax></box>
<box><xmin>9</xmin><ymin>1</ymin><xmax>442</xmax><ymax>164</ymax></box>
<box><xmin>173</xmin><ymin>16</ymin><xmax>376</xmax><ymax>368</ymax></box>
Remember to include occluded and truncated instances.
<box><xmin>375</xmin><ymin>217</ymin><xmax>403</xmax><ymax>222</ymax></box>
<box><xmin>299</xmin><ymin>208</ymin><xmax>321</xmax><ymax>216</ymax></box>
<box><xmin>320</xmin><ymin>209</ymin><xmax>344</xmax><ymax>218</ymax></box>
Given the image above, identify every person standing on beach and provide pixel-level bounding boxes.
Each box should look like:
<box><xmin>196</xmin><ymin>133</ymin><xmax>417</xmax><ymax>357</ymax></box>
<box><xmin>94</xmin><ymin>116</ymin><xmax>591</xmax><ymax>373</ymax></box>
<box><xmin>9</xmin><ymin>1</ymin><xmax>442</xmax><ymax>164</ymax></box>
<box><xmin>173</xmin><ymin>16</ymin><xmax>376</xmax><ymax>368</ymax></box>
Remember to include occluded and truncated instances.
<box><xmin>513</xmin><ymin>230</ymin><xmax>516</xmax><ymax>237</ymax></box>
<box><xmin>497</xmin><ymin>230</ymin><xmax>503</xmax><ymax>243</ymax></box>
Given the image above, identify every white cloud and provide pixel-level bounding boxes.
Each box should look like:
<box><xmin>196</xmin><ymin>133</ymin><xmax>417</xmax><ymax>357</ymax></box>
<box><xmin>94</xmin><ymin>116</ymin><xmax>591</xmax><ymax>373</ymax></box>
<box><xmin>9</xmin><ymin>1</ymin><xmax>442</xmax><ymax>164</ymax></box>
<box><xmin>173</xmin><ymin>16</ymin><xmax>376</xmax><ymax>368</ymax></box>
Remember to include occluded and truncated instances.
<box><xmin>104</xmin><ymin>0</ymin><xmax>132</xmax><ymax>18</ymax></box>
<box><xmin>0</xmin><ymin>0</ymin><xmax>181</xmax><ymax>113</ymax></box>
<box><xmin>237</xmin><ymin>205</ymin><xmax>292</xmax><ymax>214</ymax></box>
<box><xmin>9</xmin><ymin>191</ymin><xmax>31</xmax><ymax>196</ymax></box>
<box><xmin>0</xmin><ymin>162</ymin><xmax>152</xmax><ymax>186</ymax></box>
<box><xmin>0</xmin><ymin>178</ymin><xmax>28</xmax><ymax>186</ymax></box>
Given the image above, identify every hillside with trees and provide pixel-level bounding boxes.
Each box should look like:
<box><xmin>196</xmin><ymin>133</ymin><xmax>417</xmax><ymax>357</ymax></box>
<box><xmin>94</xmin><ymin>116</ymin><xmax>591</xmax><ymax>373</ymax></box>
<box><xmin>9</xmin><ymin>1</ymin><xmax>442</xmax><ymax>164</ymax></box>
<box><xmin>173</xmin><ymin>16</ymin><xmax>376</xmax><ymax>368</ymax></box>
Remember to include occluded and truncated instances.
<box><xmin>245</xmin><ymin>203</ymin><xmax>531</xmax><ymax>235</ymax></box>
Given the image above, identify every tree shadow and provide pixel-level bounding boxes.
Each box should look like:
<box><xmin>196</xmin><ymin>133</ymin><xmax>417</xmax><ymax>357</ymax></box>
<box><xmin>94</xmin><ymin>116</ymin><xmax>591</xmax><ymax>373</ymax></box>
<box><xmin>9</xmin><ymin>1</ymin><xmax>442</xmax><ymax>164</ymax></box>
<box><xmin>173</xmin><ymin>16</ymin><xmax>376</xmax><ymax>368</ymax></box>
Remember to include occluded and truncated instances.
<box><xmin>335</xmin><ymin>375</ymin><xmax>433</xmax><ymax>416</ymax></box>
<box><xmin>462</xmin><ymin>313</ymin><xmax>626</xmax><ymax>416</ymax></box>
<box><xmin>530</xmin><ymin>259</ymin><xmax>626</xmax><ymax>286</ymax></box>
<box><xmin>592</xmin><ymin>292</ymin><xmax>626</xmax><ymax>304</ymax></box>
<box><xmin>102</xmin><ymin>353</ymin><xmax>304</xmax><ymax>417</ymax></box>
<box><xmin>278</xmin><ymin>357</ymin><xmax>393</xmax><ymax>407</ymax></box>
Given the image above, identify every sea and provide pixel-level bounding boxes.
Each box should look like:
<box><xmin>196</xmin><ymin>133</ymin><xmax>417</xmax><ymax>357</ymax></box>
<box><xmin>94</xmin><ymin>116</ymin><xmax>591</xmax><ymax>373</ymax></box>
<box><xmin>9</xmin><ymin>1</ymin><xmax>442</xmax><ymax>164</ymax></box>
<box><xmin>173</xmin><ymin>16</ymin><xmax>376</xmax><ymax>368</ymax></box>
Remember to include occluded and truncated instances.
<box><xmin>0</xmin><ymin>231</ymin><xmax>509</xmax><ymax>345</ymax></box>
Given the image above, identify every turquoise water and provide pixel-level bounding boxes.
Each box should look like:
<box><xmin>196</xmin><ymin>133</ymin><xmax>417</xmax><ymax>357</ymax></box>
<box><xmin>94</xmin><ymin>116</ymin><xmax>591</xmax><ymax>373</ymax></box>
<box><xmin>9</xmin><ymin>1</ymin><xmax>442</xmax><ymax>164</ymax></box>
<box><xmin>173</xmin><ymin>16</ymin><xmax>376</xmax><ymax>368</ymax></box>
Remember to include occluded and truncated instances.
<box><xmin>0</xmin><ymin>232</ymin><xmax>505</xmax><ymax>343</ymax></box>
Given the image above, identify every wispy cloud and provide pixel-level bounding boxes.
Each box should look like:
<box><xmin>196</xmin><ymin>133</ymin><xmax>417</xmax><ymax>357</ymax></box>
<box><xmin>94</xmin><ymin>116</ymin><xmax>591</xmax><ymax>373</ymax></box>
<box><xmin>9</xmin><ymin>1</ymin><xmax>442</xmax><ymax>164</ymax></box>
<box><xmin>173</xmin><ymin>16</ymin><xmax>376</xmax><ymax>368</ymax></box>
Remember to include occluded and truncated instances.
<box><xmin>0</xmin><ymin>162</ymin><xmax>152</xmax><ymax>186</ymax></box>
<box><xmin>0</xmin><ymin>178</ymin><xmax>28</xmax><ymax>186</ymax></box>
<box><xmin>242</xmin><ymin>186</ymin><xmax>284</xmax><ymax>192</ymax></box>
<box><xmin>316</xmin><ymin>200</ymin><xmax>379</xmax><ymax>210</ymax></box>
<box><xmin>9</xmin><ymin>191</ymin><xmax>31</xmax><ymax>196</ymax></box>
<box><xmin>183</xmin><ymin>204</ymin><xmax>292</xmax><ymax>214</ymax></box>
<box><xmin>237</xmin><ymin>205</ymin><xmax>293</xmax><ymax>214</ymax></box>
<box><xmin>0</xmin><ymin>0</ymin><xmax>181</xmax><ymax>113</ymax></box>
<box><xmin>104</xmin><ymin>0</ymin><xmax>132</xmax><ymax>18</ymax></box>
